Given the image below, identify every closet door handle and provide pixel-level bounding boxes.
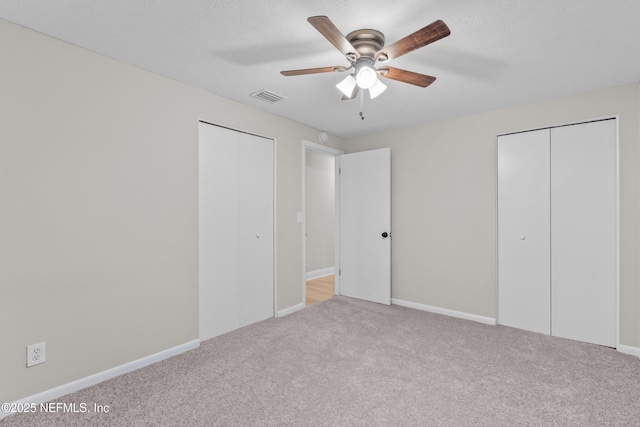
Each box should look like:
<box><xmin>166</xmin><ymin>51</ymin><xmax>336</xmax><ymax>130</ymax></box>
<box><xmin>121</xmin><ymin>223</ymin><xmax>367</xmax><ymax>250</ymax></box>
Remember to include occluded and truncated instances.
<box><xmin>381</xmin><ymin>232</ymin><xmax>389</xmax><ymax>238</ymax></box>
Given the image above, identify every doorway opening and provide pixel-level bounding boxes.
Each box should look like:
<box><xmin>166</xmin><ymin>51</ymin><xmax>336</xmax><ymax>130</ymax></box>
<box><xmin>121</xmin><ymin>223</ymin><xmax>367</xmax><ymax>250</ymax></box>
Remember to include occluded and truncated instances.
<box><xmin>302</xmin><ymin>141</ymin><xmax>343</xmax><ymax>306</ymax></box>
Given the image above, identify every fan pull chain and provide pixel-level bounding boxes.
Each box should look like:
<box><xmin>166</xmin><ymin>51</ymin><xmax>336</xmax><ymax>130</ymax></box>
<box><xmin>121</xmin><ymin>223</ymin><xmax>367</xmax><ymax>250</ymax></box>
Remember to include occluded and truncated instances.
<box><xmin>359</xmin><ymin>89</ymin><xmax>365</xmax><ymax>120</ymax></box>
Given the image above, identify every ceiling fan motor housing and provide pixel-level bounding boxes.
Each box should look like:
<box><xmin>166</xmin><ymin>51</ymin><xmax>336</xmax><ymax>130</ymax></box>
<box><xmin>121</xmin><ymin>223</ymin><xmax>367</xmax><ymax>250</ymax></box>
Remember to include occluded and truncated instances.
<box><xmin>345</xmin><ymin>29</ymin><xmax>385</xmax><ymax>59</ymax></box>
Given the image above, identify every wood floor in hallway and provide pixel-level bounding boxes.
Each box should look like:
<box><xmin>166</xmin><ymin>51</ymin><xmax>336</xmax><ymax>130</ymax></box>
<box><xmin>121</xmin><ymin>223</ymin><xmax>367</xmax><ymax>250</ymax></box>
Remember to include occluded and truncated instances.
<box><xmin>306</xmin><ymin>274</ymin><xmax>335</xmax><ymax>306</ymax></box>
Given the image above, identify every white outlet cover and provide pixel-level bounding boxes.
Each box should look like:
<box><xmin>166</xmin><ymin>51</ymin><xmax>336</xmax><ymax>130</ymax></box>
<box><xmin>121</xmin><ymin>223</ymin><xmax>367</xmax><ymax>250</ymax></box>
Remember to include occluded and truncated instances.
<box><xmin>26</xmin><ymin>342</ymin><xmax>46</xmax><ymax>367</ymax></box>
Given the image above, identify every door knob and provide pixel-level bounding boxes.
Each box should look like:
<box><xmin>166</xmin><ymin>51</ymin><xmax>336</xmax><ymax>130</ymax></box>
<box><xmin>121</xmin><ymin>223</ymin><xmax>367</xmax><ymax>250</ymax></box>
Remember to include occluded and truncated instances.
<box><xmin>381</xmin><ymin>232</ymin><xmax>389</xmax><ymax>238</ymax></box>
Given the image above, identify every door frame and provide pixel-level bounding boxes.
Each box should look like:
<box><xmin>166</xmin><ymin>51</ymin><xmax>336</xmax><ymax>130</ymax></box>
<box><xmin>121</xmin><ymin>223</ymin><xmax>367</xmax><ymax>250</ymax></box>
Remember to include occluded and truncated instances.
<box><xmin>301</xmin><ymin>140</ymin><xmax>344</xmax><ymax>306</ymax></box>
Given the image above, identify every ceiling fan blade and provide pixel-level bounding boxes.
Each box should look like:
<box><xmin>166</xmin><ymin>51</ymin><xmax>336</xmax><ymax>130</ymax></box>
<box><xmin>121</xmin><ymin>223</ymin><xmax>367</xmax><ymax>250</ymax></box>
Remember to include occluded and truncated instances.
<box><xmin>308</xmin><ymin>16</ymin><xmax>360</xmax><ymax>61</ymax></box>
<box><xmin>378</xmin><ymin>67</ymin><xmax>436</xmax><ymax>87</ymax></box>
<box><xmin>341</xmin><ymin>85</ymin><xmax>360</xmax><ymax>101</ymax></box>
<box><xmin>375</xmin><ymin>20</ymin><xmax>450</xmax><ymax>61</ymax></box>
<box><xmin>281</xmin><ymin>66</ymin><xmax>347</xmax><ymax>76</ymax></box>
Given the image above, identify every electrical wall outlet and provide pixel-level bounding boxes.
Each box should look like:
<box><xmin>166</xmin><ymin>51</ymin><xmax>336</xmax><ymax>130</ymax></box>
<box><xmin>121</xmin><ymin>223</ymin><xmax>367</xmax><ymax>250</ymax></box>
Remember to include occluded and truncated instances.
<box><xmin>26</xmin><ymin>342</ymin><xmax>45</xmax><ymax>367</ymax></box>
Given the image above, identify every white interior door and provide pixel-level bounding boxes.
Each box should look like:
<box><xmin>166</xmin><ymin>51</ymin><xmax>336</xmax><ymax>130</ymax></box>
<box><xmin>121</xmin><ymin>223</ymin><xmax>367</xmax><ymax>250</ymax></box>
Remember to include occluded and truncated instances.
<box><xmin>238</xmin><ymin>132</ymin><xmax>274</xmax><ymax>327</ymax></box>
<box><xmin>339</xmin><ymin>148</ymin><xmax>391</xmax><ymax>305</ymax></box>
<box><xmin>498</xmin><ymin>129</ymin><xmax>551</xmax><ymax>335</ymax></box>
<box><xmin>551</xmin><ymin>120</ymin><xmax>617</xmax><ymax>347</ymax></box>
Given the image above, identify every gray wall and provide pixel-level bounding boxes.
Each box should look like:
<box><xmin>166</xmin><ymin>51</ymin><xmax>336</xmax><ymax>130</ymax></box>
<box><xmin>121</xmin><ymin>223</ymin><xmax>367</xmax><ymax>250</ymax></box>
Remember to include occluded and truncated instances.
<box><xmin>346</xmin><ymin>83</ymin><xmax>640</xmax><ymax>348</ymax></box>
<box><xmin>305</xmin><ymin>151</ymin><xmax>335</xmax><ymax>274</ymax></box>
<box><xmin>0</xmin><ymin>18</ymin><xmax>345</xmax><ymax>403</ymax></box>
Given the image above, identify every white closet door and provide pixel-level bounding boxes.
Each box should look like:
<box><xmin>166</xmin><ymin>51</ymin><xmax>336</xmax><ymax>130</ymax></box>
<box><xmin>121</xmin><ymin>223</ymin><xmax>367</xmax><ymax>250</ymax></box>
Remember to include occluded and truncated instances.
<box><xmin>199</xmin><ymin>123</ymin><xmax>241</xmax><ymax>340</ymax></box>
<box><xmin>551</xmin><ymin>120</ymin><xmax>617</xmax><ymax>347</ymax></box>
<box><xmin>498</xmin><ymin>129</ymin><xmax>551</xmax><ymax>335</ymax></box>
<box><xmin>238</xmin><ymin>132</ymin><xmax>274</xmax><ymax>327</ymax></box>
<box><xmin>199</xmin><ymin>122</ymin><xmax>274</xmax><ymax>341</ymax></box>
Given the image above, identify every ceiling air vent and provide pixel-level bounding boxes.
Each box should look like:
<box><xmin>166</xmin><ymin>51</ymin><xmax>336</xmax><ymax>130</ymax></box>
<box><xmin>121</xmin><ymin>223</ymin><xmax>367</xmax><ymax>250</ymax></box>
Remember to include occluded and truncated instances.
<box><xmin>250</xmin><ymin>89</ymin><xmax>287</xmax><ymax>104</ymax></box>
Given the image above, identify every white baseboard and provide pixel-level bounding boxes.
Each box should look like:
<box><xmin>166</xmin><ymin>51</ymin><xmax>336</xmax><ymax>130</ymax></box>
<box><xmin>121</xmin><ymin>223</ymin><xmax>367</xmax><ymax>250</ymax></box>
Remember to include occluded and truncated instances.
<box><xmin>1</xmin><ymin>339</ymin><xmax>200</xmax><ymax>420</ymax></box>
<box><xmin>277</xmin><ymin>302</ymin><xmax>305</xmax><ymax>317</ymax></box>
<box><xmin>392</xmin><ymin>298</ymin><xmax>496</xmax><ymax>326</ymax></box>
<box><xmin>618</xmin><ymin>344</ymin><xmax>640</xmax><ymax>359</ymax></box>
<box><xmin>306</xmin><ymin>267</ymin><xmax>335</xmax><ymax>281</ymax></box>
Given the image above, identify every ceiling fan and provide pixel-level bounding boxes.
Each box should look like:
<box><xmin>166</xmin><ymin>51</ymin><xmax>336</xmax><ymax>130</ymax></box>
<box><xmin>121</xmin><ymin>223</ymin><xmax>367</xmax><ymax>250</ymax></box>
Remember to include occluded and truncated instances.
<box><xmin>281</xmin><ymin>16</ymin><xmax>451</xmax><ymax>101</ymax></box>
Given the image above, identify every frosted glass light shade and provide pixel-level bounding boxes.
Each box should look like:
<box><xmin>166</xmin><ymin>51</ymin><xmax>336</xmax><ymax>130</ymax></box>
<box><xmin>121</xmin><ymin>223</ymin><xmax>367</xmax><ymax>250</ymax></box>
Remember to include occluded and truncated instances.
<box><xmin>369</xmin><ymin>79</ymin><xmax>387</xmax><ymax>99</ymax></box>
<box><xmin>336</xmin><ymin>74</ymin><xmax>357</xmax><ymax>97</ymax></box>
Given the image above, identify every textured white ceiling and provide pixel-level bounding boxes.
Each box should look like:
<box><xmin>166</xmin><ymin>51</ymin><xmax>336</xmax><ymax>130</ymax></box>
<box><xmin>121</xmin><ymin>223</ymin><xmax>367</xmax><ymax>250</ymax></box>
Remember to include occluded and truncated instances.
<box><xmin>1</xmin><ymin>0</ymin><xmax>639</xmax><ymax>138</ymax></box>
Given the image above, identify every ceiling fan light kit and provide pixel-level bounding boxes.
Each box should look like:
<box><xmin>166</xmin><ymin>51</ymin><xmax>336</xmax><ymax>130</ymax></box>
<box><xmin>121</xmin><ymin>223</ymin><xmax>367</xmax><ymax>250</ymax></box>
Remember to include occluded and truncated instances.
<box><xmin>281</xmin><ymin>15</ymin><xmax>451</xmax><ymax>115</ymax></box>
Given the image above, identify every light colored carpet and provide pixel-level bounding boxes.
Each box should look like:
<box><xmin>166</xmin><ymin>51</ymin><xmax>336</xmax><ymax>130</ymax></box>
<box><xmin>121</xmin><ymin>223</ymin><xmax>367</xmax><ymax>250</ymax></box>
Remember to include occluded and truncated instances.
<box><xmin>3</xmin><ymin>295</ymin><xmax>640</xmax><ymax>426</ymax></box>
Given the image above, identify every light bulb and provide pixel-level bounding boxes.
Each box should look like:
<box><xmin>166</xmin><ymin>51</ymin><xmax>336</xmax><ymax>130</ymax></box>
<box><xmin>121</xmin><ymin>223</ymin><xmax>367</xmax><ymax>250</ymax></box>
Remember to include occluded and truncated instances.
<box><xmin>356</xmin><ymin>66</ymin><xmax>377</xmax><ymax>89</ymax></box>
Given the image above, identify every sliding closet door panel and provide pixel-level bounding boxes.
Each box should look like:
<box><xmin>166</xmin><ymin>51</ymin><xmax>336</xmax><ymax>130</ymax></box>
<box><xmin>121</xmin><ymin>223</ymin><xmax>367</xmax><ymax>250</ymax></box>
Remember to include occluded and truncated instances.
<box><xmin>551</xmin><ymin>120</ymin><xmax>617</xmax><ymax>347</ymax></box>
<box><xmin>199</xmin><ymin>123</ymin><xmax>241</xmax><ymax>340</ymax></box>
<box><xmin>498</xmin><ymin>129</ymin><xmax>551</xmax><ymax>335</ymax></box>
<box><xmin>238</xmin><ymin>133</ymin><xmax>274</xmax><ymax>327</ymax></box>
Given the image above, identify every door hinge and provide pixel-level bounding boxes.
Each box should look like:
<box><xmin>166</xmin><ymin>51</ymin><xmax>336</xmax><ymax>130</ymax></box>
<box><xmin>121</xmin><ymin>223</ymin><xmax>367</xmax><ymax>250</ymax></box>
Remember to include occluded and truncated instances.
<box><xmin>339</xmin><ymin>167</ymin><xmax>341</xmax><ymax>174</ymax></box>
<box><xmin>339</xmin><ymin>269</ymin><xmax>342</xmax><ymax>276</ymax></box>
